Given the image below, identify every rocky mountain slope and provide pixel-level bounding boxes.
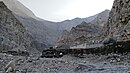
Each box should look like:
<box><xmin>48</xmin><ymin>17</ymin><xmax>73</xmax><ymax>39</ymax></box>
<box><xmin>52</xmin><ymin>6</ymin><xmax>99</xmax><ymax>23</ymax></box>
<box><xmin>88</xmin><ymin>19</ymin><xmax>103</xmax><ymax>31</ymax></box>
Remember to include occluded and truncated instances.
<box><xmin>0</xmin><ymin>1</ymin><xmax>32</xmax><ymax>52</ymax></box>
<box><xmin>1</xmin><ymin>0</ymin><xmax>60</xmax><ymax>48</ymax></box>
<box><xmin>91</xmin><ymin>9</ymin><xmax>110</xmax><ymax>26</ymax></box>
<box><xmin>103</xmin><ymin>0</ymin><xmax>130</xmax><ymax>41</ymax></box>
<box><xmin>0</xmin><ymin>0</ymin><xmax>36</xmax><ymax>19</ymax></box>
<box><xmin>56</xmin><ymin>10</ymin><xmax>110</xmax><ymax>48</ymax></box>
<box><xmin>56</xmin><ymin>22</ymin><xmax>102</xmax><ymax>48</ymax></box>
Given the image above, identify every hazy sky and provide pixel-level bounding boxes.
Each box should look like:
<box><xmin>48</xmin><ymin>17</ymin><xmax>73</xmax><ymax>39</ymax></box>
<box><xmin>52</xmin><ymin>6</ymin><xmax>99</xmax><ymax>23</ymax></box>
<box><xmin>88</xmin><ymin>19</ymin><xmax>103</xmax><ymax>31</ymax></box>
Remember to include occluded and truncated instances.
<box><xmin>18</xmin><ymin>0</ymin><xmax>114</xmax><ymax>22</ymax></box>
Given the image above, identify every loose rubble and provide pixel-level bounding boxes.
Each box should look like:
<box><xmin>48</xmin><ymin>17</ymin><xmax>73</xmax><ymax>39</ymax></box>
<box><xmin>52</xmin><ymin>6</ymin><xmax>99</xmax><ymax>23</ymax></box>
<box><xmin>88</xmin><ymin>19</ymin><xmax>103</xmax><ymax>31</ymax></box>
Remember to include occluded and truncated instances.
<box><xmin>0</xmin><ymin>53</ymin><xmax>129</xmax><ymax>73</ymax></box>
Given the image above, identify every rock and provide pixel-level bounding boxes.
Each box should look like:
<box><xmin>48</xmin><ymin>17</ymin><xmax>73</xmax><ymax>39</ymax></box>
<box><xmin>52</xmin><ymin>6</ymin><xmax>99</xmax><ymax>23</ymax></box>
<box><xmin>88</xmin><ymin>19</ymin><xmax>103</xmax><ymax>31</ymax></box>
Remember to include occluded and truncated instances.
<box><xmin>103</xmin><ymin>0</ymin><xmax>130</xmax><ymax>41</ymax></box>
<box><xmin>110</xmin><ymin>59</ymin><xmax>116</xmax><ymax>63</ymax></box>
<box><xmin>4</xmin><ymin>61</ymin><xmax>16</xmax><ymax>73</ymax></box>
<box><xmin>16</xmin><ymin>71</ymin><xmax>21</xmax><ymax>73</ymax></box>
<box><xmin>74</xmin><ymin>64</ymin><xmax>87</xmax><ymax>71</ymax></box>
<box><xmin>117</xmin><ymin>58</ymin><xmax>121</xmax><ymax>62</ymax></box>
<box><xmin>59</xmin><ymin>52</ymin><xmax>63</xmax><ymax>55</ymax></box>
<box><xmin>65</xmin><ymin>61</ymin><xmax>68</xmax><ymax>64</ymax></box>
<box><xmin>74</xmin><ymin>64</ymin><xmax>95</xmax><ymax>72</ymax></box>
<box><xmin>27</xmin><ymin>59</ymin><xmax>33</xmax><ymax>63</ymax></box>
<box><xmin>0</xmin><ymin>1</ymin><xmax>32</xmax><ymax>52</ymax></box>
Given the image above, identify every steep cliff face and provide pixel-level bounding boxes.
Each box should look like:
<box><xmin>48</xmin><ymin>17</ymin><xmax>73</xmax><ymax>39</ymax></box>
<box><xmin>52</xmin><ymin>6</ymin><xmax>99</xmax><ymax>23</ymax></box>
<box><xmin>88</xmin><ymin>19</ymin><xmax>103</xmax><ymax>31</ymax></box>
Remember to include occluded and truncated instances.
<box><xmin>0</xmin><ymin>2</ymin><xmax>32</xmax><ymax>52</ymax></box>
<box><xmin>103</xmin><ymin>0</ymin><xmax>130</xmax><ymax>40</ymax></box>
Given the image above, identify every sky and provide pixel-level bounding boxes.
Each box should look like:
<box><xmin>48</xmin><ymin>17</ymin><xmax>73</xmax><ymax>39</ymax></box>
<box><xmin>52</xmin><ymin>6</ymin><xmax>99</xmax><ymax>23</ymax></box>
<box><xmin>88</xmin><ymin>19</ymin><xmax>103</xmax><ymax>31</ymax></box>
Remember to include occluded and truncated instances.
<box><xmin>18</xmin><ymin>0</ymin><xmax>114</xmax><ymax>22</ymax></box>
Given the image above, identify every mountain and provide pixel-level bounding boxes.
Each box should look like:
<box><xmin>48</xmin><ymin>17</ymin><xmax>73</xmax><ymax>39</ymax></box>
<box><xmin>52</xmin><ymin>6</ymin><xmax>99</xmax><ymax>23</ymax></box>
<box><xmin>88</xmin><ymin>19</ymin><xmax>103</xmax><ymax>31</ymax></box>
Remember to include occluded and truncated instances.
<box><xmin>1</xmin><ymin>0</ymin><xmax>58</xmax><ymax>48</ymax></box>
<box><xmin>57</xmin><ymin>15</ymin><xmax>98</xmax><ymax>31</ymax></box>
<box><xmin>56</xmin><ymin>10</ymin><xmax>110</xmax><ymax>48</ymax></box>
<box><xmin>56</xmin><ymin>22</ymin><xmax>102</xmax><ymax>48</ymax></box>
<box><xmin>91</xmin><ymin>9</ymin><xmax>110</xmax><ymax>26</ymax></box>
<box><xmin>57</xmin><ymin>10</ymin><xmax>109</xmax><ymax>31</ymax></box>
<box><xmin>103</xmin><ymin>0</ymin><xmax>130</xmax><ymax>41</ymax></box>
<box><xmin>0</xmin><ymin>1</ymin><xmax>32</xmax><ymax>52</ymax></box>
<box><xmin>1</xmin><ymin>0</ymin><xmax>110</xmax><ymax>49</ymax></box>
<box><xmin>1</xmin><ymin>0</ymin><xmax>36</xmax><ymax>19</ymax></box>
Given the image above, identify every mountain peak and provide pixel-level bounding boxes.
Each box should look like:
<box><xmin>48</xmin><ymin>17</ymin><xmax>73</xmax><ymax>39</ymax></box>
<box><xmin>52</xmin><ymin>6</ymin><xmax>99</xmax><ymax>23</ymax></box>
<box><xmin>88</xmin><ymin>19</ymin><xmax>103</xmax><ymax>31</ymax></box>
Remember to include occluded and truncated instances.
<box><xmin>80</xmin><ymin>21</ymin><xmax>87</xmax><ymax>25</ymax></box>
<box><xmin>1</xmin><ymin>0</ymin><xmax>37</xmax><ymax>19</ymax></box>
<box><xmin>104</xmin><ymin>9</ymin><xmax>110</xmax><ymax>11</ymax></box>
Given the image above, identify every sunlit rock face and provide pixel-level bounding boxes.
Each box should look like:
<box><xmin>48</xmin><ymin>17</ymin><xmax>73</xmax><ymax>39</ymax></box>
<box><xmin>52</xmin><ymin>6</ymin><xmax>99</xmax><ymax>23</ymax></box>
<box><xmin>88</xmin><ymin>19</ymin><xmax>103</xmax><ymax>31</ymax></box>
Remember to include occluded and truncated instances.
<box><xmin>103</xmin><ymin>0</ymin><xmax>130</xmax><ymax>40</ymax></box>
<box><xmin>0</xmin><ymin>1</ymin><xmax>32</xmax><ymax>52</ymax></box>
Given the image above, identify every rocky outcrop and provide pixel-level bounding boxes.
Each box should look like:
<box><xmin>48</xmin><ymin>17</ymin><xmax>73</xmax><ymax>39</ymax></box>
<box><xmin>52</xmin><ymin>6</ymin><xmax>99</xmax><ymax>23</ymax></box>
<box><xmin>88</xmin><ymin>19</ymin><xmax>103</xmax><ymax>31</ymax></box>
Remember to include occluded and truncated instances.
<box><xmin>56</xmin><ymin>10</ymin><xmax>110</xmax><ymax>48</ymax></box>
<box><xmin>0</xmin><ymin>1</ymin><xmax>31</xmax><ymax>52</ymax></box>
<box><xmin>103</xmin><ymin>0</ymin><xmax>130</xmax><ymax>41</ymax></box>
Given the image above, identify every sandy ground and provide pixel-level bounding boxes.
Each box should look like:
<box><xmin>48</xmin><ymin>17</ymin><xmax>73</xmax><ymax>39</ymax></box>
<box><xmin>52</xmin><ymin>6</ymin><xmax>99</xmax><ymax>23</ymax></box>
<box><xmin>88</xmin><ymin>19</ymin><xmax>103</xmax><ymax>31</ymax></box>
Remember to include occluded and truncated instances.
<box><xmin>0</xmin><ymin>53</ymin><xmax>129</xmax><ymax>73</ymax></box>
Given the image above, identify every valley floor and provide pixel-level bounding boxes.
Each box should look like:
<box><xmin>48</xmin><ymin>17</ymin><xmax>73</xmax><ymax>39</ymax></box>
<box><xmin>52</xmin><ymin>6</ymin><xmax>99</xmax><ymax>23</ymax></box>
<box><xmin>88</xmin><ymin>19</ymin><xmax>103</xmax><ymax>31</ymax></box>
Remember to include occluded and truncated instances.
<box><xmin>0</xmin><ymin>53</ymin><xmax>129</xmax><ymax>73</ymax></box>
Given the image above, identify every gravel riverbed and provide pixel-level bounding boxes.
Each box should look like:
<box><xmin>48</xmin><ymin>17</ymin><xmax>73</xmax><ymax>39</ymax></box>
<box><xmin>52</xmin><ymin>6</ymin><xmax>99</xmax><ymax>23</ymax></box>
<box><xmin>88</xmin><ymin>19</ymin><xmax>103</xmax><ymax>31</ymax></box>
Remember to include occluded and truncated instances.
<box><xmin>0</xmin><ymin>53</ymin><xmax>129</xmax><ymax>73</ymax></box>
